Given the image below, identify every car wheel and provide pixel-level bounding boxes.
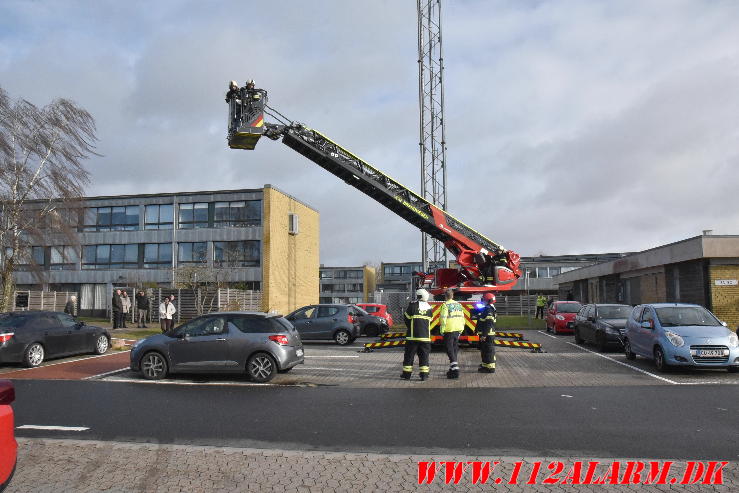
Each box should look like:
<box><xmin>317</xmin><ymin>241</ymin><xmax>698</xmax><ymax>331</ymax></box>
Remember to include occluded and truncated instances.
<box><xmin>94</xmin><ymin>335</ymin><xmax>109</xmax><ymax>355</ymax></box>
<box><xmin>654</xmin><ymin>346</ymin><xmax>670</xmax><ymax>372</ymax></box>
<box><xmin>334</xmin><ymin>330</ymin><xmax>352</xmax><ymax>345</ymax></box>
<box><xmin>574</xmin><ymin>328</ymin><xmax>584</xmax><ymax>345</ymax></box>
<box><xmin>364</xmin><ymin>325</ymin><xmax>379</xmax><ymax>338</ymax></box>
<box><xmin>596</xmin><ymin>333</ymin><xmax>607</xmax><ymax>353</ymax></box>
<box><xmin>728</xmin><ymin>366</ymin><xmax>739</xmax><ymax>373</ymax></box>
<box><xmin>247</xmin><ymin>353</ymin><xmax>276</xmax><ymax>383</ymax></box>
<box><xmin>140</xmin><ymin>352</ymin><xmax>168</xmax><ymax>380</ymax></box>
<box><xmin>23</xmin><ymin>343</ymin><xmax>45</xmax><ymax>368</ymax></box>
<box><xmin>624</xmin><ymin>339</ymin><xmax>636</xmax><ymax>360</ymax></box>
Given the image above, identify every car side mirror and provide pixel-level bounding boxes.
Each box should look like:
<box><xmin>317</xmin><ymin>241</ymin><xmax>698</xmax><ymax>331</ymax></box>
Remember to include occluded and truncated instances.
<box><xmin>641</xmin><ymin>321</ymin><xmax>653</xmax><ymax>330</ymax></box>
<box><xmin>721</xmin><ymin>321</ymin><xmax>728</xmax><ymax>327</ymax></box>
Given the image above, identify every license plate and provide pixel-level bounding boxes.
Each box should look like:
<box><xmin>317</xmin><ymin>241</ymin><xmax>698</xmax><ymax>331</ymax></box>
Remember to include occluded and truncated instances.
<box><xmin>698</xmin><ymin>350</ymin><xmax>722</xmax><ymax>357</ymax></box>
<box><xmin>296</xmin><ymin>348</ymin><xmax>304</xmax><ymax>357</ymax></box>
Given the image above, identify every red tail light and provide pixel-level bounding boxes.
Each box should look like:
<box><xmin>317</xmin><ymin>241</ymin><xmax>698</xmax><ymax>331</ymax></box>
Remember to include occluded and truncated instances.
<box><xmin>269</xmin><ymin>334</ymin><xmax>289</xmax><ymax>345</ymax></box>
<box><xmin>0</xmin><ymin>333</ymin><xmax>13</xmax><ymax>344</ymax></box>
<box><xmin>0</xmin><ymin>380</ymin><xmax>14</xmax><ymax>405</ymax></box>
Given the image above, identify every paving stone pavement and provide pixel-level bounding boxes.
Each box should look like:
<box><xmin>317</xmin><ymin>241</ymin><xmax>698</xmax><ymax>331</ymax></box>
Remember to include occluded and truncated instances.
<box><xmin>7</xmin><ymin>438</ymin><xmax>737</xmax><ymax>492</ymax></box>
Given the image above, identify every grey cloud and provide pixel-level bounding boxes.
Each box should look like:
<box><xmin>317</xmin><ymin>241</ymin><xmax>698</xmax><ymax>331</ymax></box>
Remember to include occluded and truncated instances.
<box><xmin>2</xmin><ymin>0</ymin><xmax>739</xmax><ymax>265</ymax></box>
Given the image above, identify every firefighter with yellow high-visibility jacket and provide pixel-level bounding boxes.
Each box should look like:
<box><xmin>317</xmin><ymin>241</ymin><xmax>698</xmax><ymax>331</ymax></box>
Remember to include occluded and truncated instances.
<box><xmin>401</xmin><ymin>289</ymin><xmax>433</xmax><ymax>381</ymax></box>
<box><xmin>473</xmin><ymin>292</ymin><xmax>497</xmax><ymax>373</ymax></box>
<box><xmin>439</xmin><ymin>288</ymin><xmax>465</xmax><ymax>379</ymax></box>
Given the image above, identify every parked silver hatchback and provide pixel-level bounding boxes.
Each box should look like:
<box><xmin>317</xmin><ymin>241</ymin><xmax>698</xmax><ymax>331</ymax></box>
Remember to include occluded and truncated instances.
<box><xmin>130</xmin><ymin>312</ymin><xmax>304</xmax><ymax>382</ymax></box>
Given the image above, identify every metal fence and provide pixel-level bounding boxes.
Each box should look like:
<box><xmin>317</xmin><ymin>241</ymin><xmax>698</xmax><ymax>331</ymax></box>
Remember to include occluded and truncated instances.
<box><xmin>373</xmin><ymin>291</ymin><xmax>557</xmax><ymax>323</ymax></box>
<box><xmin>9</xmin><ymin>290</ymin><xmax>77</xmax><ymax>312</ymax></box>
<box><xmin>115</xmin><ymin>287</ymin><xmax>262</xmax><ymax>324</ymax></box>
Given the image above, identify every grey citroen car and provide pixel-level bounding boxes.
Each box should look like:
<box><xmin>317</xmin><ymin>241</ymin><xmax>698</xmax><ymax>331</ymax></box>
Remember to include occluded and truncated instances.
<box><xmin>285</xmin><ymin>304</ymin><xmax>361</xmax><ymax>345</ymax></box>
<box><xmin>130</xmin><ymin>312</ymin><xmax>304</xmax><ymax>382</ymax></box>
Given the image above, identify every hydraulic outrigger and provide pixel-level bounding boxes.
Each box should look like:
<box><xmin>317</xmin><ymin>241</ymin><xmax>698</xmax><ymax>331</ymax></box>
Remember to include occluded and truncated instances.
<box><xmin>226</xmin><ymin>85</ymin><xmax>522</xmax><ymax>298</ymax></box>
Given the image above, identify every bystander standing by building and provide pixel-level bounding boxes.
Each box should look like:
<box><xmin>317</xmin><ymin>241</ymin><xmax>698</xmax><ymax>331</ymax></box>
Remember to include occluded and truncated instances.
<box><xmin>64</xmin><ymin>295</ymin><xmax>77</xmax><ymax>318</ymax></box>
<box><xmin>159</xmin><ymin>297</ymin><xmax>176</xmax><ymax>333</ymax></box>
<box><xmin>121</xmin><ymin>291</ymin><xmax>131</xmax><ymax>328</ymax></box>
<box><xmin>112</xmin><ymin>289</ymin><xmax>123</xmax><ymax>329</ymax></box>
<box><xmin>136</xmin><ymin>291</ymin><xmax>149</xmax><ymax>328</ymax></box>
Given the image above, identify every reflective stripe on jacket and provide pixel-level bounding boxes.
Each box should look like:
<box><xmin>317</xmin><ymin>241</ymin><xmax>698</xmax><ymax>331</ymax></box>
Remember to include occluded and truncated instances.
<box><xmin>473</xmin><ymin>304</ymin><xmax>497</xmax><ymax>336</ymax></box>
<box><xmin>404</xmin><ymin>301</ymin><xmax>433</xmax><ymax>342</ymax></box>
<box><xmin>439</xmin><ymin>300</ymin><xmax>465</xmax><ymax>333</ymax></box>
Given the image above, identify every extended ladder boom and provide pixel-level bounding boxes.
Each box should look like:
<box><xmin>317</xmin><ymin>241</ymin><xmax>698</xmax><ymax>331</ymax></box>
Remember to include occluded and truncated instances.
<box><xmin>226</xmin><ymin>86</ymin><xmax>521</xmax><ymax>295</ymax></box>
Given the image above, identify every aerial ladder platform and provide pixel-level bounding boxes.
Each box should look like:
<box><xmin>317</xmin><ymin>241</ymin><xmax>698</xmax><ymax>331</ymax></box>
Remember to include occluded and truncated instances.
<box><xmin>226</xmin><ymin>84</ymin><xmax>522</xmax><ymax>297</ymax></box>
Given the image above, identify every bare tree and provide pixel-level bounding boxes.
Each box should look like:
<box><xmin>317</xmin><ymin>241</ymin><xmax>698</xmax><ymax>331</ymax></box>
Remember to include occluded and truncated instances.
<box><xmin>174</xmin><ymin>264</ymin><xmax>232</xmax><ymax>316</ymax></box>
<box><xmin>0</xmin><ymin>87</ymin><xmax>96</xmax><ymax>310</ymax></box>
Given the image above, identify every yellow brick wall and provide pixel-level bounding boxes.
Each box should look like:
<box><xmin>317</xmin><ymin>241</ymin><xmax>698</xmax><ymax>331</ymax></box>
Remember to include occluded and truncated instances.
<box><xmin>709</xmin><ymin>265</ymin><xmax>739</xmax><ymax>330</ymax></box>
<box><xmin>261</xmin><ymin>186</ymin><xmax>319</xmax><ymax>315</ymax></box>
<box><xmin>363</xmin><ymin>266</ymin><xmax>376</xmax><ymax>302</ymax></box>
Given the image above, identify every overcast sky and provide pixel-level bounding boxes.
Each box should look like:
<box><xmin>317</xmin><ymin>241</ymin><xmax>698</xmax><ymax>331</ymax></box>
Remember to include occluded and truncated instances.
<box><xmin>2</xmin><ymin>0</ymin><xmax>738</xmax><ymax>266</ymax></box>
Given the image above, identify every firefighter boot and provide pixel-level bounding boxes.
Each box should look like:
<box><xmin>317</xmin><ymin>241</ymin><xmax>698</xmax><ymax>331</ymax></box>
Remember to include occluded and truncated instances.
<box><xmin>400</xmin><ymin>371</ymin><xmax>412</xmax><ymax>380</ymax></box>
<box><xmin>419</xmin><ymin>372</ymin><xmax>429</xmax><ymax>381</ymax></box>
<box><xmin>451</xmin><ymin>369</ymin><xmax>460</xmax><ymax>379</ymax></box>
<box><xmin>478</xmin><ymin>365</ymin><xmax>495</xmax><ymax>374</ymax></box>
<box><xmin>446</xmin><ymin>369</ymin><xmax>454</xmax><ymax>379</ymax></box>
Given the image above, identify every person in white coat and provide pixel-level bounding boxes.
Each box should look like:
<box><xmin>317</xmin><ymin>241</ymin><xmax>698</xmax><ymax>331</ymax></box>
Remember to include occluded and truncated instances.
<box><xmin>159</xmin><ymin>297</ymin><xmax>176</xmax><ymax>333</ymax></box>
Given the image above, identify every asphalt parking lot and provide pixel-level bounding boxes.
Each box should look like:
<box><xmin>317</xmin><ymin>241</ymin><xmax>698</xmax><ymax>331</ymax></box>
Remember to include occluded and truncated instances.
<box><xmin>79</xmin><ymin>330</ymin><xmax>739</xmax><ymax>388</ymax></box>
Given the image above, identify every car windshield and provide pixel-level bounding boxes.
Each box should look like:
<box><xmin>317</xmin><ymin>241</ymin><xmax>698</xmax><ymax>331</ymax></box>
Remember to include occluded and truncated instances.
<box><xmin>597</xmin><ymin>306</ymin><xmax>632</xmax><ymax>319</ymax></box>
<box><xmin>655</xmin><ymin>306</ymin><xmax>721</xmax><ymax>327</ymax></box>
<box><xmin>352</xmin><ymin>306</ymin><xmax>368</xmax><ymax>316</ymax></box>
<box><xmin>557</xmin><ymin>303</ymin><xmax>582</xmax><ymax>313</ymax></box>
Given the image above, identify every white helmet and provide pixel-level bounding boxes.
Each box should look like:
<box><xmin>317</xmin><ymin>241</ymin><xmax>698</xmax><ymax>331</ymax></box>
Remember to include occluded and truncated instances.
<box><xmin>415</xmin><ymin>289</ymin><xmax>430</xmax><ymax>302</ymax></box>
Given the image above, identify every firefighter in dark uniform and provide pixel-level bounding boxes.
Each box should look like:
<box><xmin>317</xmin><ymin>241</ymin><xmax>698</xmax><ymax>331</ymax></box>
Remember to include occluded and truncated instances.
<box><xmin>401</xmin><ymin>289</ymin><xmax>433</xmax><ymax>381</ymax></box>
<box><xmin>473</xmin><ymin>292</ymin><xmax>497</xmax><ymax>373</ymax></box>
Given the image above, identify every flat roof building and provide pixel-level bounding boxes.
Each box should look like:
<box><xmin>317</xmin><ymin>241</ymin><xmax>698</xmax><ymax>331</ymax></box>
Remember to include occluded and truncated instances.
<box><xmin>319</xmin><ymin>265</ymin><xmax>376</xmax><ymax>304</ymax></box>
<box><xmin>9</xmin><ymin>185</ymin><xmax>319</xmax><ymax>316</ymax></box>
<box><xmin>554</xmin><ymin>234</ymin><xmax>739</xmax><ymax>329</ymax></box>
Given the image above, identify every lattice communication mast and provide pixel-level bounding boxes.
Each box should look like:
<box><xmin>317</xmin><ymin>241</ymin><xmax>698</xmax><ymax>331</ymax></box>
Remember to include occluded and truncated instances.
<box><xmin>417</xmin><ymin>0</ymin><xmax>448</xmax><ymax>273</ymax></box>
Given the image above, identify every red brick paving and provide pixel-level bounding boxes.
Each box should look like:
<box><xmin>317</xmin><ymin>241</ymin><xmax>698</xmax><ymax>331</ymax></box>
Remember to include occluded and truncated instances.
<box><xmin>3</xmin><ymin>351</ymin><xmax>130</xmax><ymax>380</ymax></box>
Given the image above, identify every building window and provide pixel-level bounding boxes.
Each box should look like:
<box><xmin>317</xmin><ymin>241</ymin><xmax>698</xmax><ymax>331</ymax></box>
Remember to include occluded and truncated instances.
<box><xmin>83</xmin><ymin>244</ymin><xmax>138</xmax><ymax>269</ymax></box>
<box><xmin>178</xmin><ymin>203</ymin><xmax>209</xmax><ymax>229</ymax></box>
<box><xmin>319</xmin><ymin>271</ymin><xmax>333</xmax><ymax>279</ymax></box>
<box><xmin>144</xmin><ymin>204</ymin><xmax>173</xmax><ymax>230</ymax></box>
<box><xmin>144</xmin><ymin>243</ymin><xmax>172</xmax><ymax>269</ymax></box>
<box><xmin>214</xmin><ymin>200</ymin><xmax>261</xmax><ymax>227</ymax></box>
<box><xmin>178</xmin><ymin>242</ymin><xmax>207</xmax><ymax>264</ymax></box>
<box><xmin>49</xmin><ymin>246</ymin><xmax>79</xmax><ymax>270</ymax></box>
<box><xmin>83</xmin><ymin>206</ymin><xmax>139</xmax><ymax>231</ymax></box>
<box><xmin>213</xmin><ymin>241</ymin><xmax>260</xmax><ymax>267</ymax></box>
<box><xmin>5</xmin><ymin>246</ymin><xmax>45</xmax><ymax>270</ymax></box>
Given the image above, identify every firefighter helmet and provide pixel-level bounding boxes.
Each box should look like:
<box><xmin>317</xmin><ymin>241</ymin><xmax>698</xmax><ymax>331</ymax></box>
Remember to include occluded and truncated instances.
<box><xmin>483</xmin><ymin>293</ymin><xmax>496</xmax><ymax>303</ymax></box>
<box><xmin>246</xmin><ymin>79</ymin><xmax>255</xmax><ymax>87</ymax></box>
<box><xmin>415</xmin><ymin>289</ymin><xmax>430</xmax><ymax>302</ymax></box>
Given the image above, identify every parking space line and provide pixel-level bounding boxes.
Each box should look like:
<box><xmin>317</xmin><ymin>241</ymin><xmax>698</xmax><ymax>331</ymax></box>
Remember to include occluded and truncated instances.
<box><xmin>102</xmin><ymin>377</ymin><xmax>308</xmax><ymax>387</ymax></box>
<box><xmin>304</xmin><ymin>355</ymin><xmax>359</xmax><ymax>358</ymax></box>
<box><xmin>537</xmin><ymin>331</ymin><xmax>679</xmax><ymax>384</ymax></box>
<box><xmin>6</xmin><ymin>351</ymin><xmax>126</xmax><ymax>373</ymax></box>
<box><xmin>82</xmin><ymin>368</ymin><xmax>130</xmax><ymax>380</ymax></box>
<box><xmin>17</xmin><ymin>425</ymin><xmax>89</xmax><ymax>431</ymax></box>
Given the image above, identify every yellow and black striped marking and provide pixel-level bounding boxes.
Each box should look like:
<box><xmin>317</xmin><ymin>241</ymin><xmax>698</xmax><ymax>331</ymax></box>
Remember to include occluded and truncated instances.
<box><xmin>364</xmin><ymin>337</ymin><xmax>543</xmax><ymax>353</ymax></box>
<box><xmin>494</xmin><ymin>332</ymin><xmax>525</xmax><ymax>340</ymax></box>
<box><xmin>380</xmin><ymin>332</ymin><xmax>406</xmax><ymax>340</ymax></box>
<box><xmin>364</xmin><ymin>340</ymin><xmax>406</xmax><ymax>349</ymax></box>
